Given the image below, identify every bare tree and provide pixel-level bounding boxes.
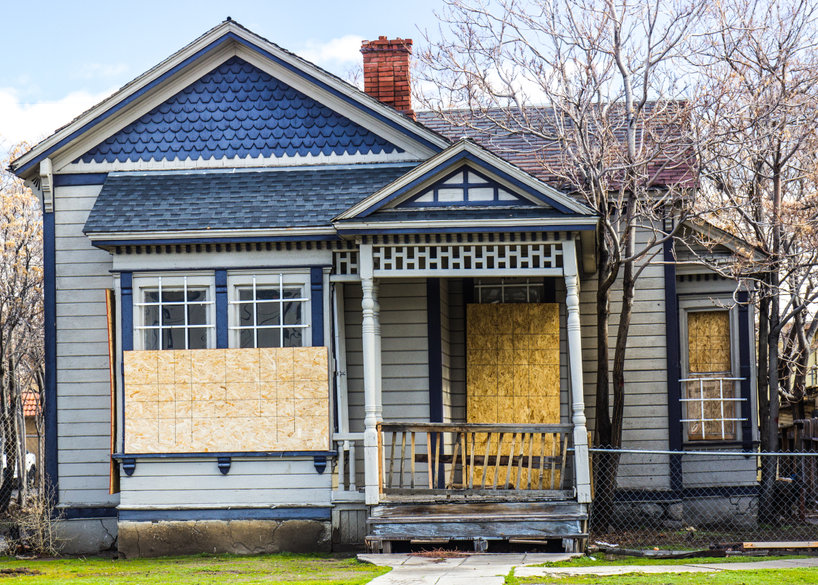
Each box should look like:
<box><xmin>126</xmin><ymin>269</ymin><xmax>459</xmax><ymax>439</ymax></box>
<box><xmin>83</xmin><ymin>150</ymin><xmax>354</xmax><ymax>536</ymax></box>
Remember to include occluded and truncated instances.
<box><xmin>694</xmin><ymin>0</ymin><xmax>818</xmax><ymax>518</ymax></box>
<box><xmin>0</xmin><ymin>144</ymin><xmax>43</xmax><ymax>513</ymax></box>
<box><xmin>417</xmin><ymin>0</ymin><xmax>703</xmax><ymax>527</ymax></box>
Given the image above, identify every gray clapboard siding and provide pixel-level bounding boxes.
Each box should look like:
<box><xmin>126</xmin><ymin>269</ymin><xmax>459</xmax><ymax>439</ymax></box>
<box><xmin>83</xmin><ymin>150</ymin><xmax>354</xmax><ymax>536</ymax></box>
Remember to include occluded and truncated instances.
<box><xmin>54</xmin><ymin>183</ymin><xmax>117</xmax><ymax>508</ymax></box>
<box><xmin>682</xmin><ymin>455</ymin><xmax>757</xmax><ymax>487</ymax></box>
<box><xmin>119</xmin><ymin>459</ymin><xmax>331</xmax><ymax>508</ymax></box>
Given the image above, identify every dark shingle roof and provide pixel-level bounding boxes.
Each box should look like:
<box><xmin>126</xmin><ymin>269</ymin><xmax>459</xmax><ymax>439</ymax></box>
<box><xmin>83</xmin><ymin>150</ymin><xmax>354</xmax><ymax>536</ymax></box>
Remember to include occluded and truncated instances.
<box><xmin>417</xmin><ymin>106</ymin><xmax>695</xmax><ymax>190</ymax></box>
<box><xmin>83</xmin><ymin>165</ymin><xmax>413</xmax><ymax>234</ymax></box>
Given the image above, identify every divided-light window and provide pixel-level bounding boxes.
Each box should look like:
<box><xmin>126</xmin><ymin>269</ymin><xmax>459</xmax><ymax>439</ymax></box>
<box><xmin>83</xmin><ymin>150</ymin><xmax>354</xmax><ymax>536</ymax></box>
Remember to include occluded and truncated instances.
<box><xmin>228</xmin><ymin>273</ymin><xmax>310</xmax><ymax>348</ymax></box>
<box><xmin>134</xmin><ymin>275</ymin><xmax>215</xmax><ymax>350</ymax></box>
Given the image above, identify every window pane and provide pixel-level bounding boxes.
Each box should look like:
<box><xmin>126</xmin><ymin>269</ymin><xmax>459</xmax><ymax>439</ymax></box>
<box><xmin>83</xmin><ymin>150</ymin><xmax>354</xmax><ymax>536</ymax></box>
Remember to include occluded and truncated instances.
<box><xmin>162</xmin><ymin>328</ymin><xmax>186</xmax><ymax>350</ymax></box>
<box><xmin>143</xmin><ymin>329</ymin><xmax>160</xmax><ymax>351</ymax></box>
<box><xmin>283</xmin><ymin>327</ymin><xmax>302</xmax><ymax>347</ymax></box>
<box><xmin>480</xmin><ymin>287</ymin><xmax>502</xmax><ymax>304</ymax></box>
<box><xmin>144</xmin><ymin>305</ymin><xmax>159</xmax><ymax>327</ymax></box>
<box><xmin>162</xmin><ymin>305</ymin><xmax>185</xmax><ymax>326</ymax></box>
<box><xmin>442</xmin><ymin>171</ymin><xmax>465</xmax><ymax>184</ymax></box>
<box><xmin>238</xmin><ymin>288</ymin><xmax>254</xmax><ymax>301</ymax></box>
<box><xmin>282</xmin><ymin>287</ymin><xmax>302</xmax><ymax>300</ymax></box>
<box><xmin>162</xmin><ymin>290</ymin><xmax>185</xmax><ymax>303</ymax></box>
<box><xmin>187</xmin><ymin>303</ymin><xmax>208</xmax><ymax>326</ymax></box>
<box><xmin>414</xmin><ymin>191</ymin><xmax>434</xmax><ymax>203</ymax></box>
<box><xmin>497</xmin><ymin>189</ymin><xmax>517</xmax><ymax>201</ymax></box>
<box><xmin>237</xmin><ymin>302</ymin><xmax>254</xmax><ymax>327</ymax></box>
<box><xmin>144</xmin><ymin>290</ymin><xmax>160</xmax><ymax>303</ymax></box>
<box><xmin>257</xmin><ymin>328</ymin><xmax>281</xmax><ymax>348</ymax></box>
<box><xmin>257</xmin><ymin>302</ymin><xmax>280</xmax><ymax>327</ymax></box>
<box><xmin>187</xmin><ymin>289</ymin><xmax>207</xmax><ymax>302</ymax></box>
<box><xmin>282</xmin><ymin>301</ymin><xmax>302</xmax><ymax>325</ymax></box>
<box><xmin>239</xmin><ymin>329</ymin><xmax>256</xmax><ymax>349</ymax></box>
<box><xmin>505</xmin><ymin>287</ymin><xmax>528</xmax><ymax>303</ymax></box>
<box><xmin>187</xmin><ymin>327</ymin><xmax>209</xmax><ymax>350</ymax></box>
<box><xmin>256</xmin><ymin>288</ymin><xmax>280</xmax><ymax>301</ymax></box>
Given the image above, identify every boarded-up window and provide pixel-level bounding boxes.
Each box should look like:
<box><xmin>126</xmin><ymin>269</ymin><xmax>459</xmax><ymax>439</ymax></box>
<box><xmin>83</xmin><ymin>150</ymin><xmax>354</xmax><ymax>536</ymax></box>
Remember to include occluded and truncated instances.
<box><xmin>684</xmin><ymin>310</ymin><xmax>736</xmax><ymax>441</ymax></box>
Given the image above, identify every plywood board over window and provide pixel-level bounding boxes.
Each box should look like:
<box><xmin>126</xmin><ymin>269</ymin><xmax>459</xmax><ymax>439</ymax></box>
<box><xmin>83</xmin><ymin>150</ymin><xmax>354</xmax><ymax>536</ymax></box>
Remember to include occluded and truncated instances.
<box><xmin>466</xmin><ymin>303</ymin><xmax>560</xmax><ymax>486</ymax></box>
<box><xmin>123</xmin><ymin>347</ymin><xmax>329</xmax><ymax>453</ymax></box>
<box><xmin>686</xmin><ymin>310</ymin><xmax>735</xmax><ymax>441</ymax></box>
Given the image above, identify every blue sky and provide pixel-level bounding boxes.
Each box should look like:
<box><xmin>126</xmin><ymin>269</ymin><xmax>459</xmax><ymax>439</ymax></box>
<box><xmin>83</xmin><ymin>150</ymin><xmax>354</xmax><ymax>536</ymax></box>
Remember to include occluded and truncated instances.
<box><xmin>0</xmin><ymin>0</ymin><xmax>447</xmax><ymax>156</ymax></box>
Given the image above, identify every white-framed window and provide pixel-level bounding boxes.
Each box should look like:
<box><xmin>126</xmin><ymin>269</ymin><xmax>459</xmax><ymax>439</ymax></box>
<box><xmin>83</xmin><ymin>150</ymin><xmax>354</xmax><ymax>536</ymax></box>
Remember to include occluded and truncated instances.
<box><xmin>133</xmin><ymin>274</ymin><xmax>216</xmax><ymax>350</ymax></box>
<box><xmin>679</xmin><ymin>300</ymin><xmax>746</xmax><ymax>442</ymax></box>
<box><xmin>228</xmin><ymin>272</ymin><xmax>311</xmax><ymax>348</ymax></box>
<box><xmin>475</xmin><ymin>277</ymin><xmax>545</xmax><ymax>303</ymax></box>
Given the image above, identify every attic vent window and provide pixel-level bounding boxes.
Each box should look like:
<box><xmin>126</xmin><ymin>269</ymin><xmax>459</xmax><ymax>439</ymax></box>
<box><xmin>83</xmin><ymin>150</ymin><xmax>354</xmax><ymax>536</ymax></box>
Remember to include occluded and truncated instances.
<box><xmin>405</xmin><ymin>168</ymin><xmax>525</xmax><ymax>206</ymax></box>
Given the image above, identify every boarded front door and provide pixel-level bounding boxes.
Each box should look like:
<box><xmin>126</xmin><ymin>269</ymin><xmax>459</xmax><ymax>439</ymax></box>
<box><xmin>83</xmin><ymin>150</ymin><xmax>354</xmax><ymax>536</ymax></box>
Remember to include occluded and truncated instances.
<box><xmin>466</xmin><ymin>303</ymin><xmax>561</xmax><ymax>487</ymax></box>
<box><xmin>466</xmin><ymin>303</ymin><xmax>560</xmax><ymax>425</ymax></box>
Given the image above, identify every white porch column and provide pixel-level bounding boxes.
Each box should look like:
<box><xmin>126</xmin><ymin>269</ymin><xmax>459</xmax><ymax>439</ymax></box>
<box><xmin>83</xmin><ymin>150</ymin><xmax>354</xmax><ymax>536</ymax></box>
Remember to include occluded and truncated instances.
<box><xmin>563</xmin><ymin>240</ymin><xmax>592</xmax><ymax>504</ymax></box>
<box><xmin>359</xmin><ymin>243</ymin><xmax>382</xmax><ymax>505</ymax></box>
<box><xmin>373</xmin><ymin>281</ymin><xmax>383</xmax><ymax>422</ymax></box>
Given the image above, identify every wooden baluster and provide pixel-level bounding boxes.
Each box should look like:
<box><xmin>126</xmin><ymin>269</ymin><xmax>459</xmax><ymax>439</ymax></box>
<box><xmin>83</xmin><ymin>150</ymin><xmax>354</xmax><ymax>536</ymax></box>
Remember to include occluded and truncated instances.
<box><xmin>434</xmin><ymin>432</ymin><xmax>442</xmax><ymax>490</ymax></box>
<box><xmin>337</xmin><ymin>440</ymin><xmax>346</xmax><ymax>491</ymax></box>
<box><xmin>468</xmin><ymin>432</ymin><xmax>476</xmax><ymax>489</ymax></box>
<box><xmin>560</xmin><ymin>433</ymin><xmax>569</xmax><ymax>490</ymax></box>
<box><xmin>493</xmin><ymin>432</ymin><xmax>504</xmax><ymax>488</ymax></box>
<box><xmin>539</xmin><ymin>432</ymin><xmax>547</xmax><ymax>490</ymax></box>
<box><xmin>387</xmin><ymin>431</ymin><xmax>396</xmax><ymax>489</ymax></box>
<box><xmin>481</xmin><ymin>433</ymin><xmax>492</xmax><ymax>488</ymax></box>
<box><xmin>461</xmin><ymin>432</ymin><xmax>468</xmax><ymax>489</ymax></box>
<box><xmin>448</xmin><ymin>432</ymin><xmax>461</xmax><ymax>489</ymax></box>
<box><xmin>527</xmin><ymin>431</ymin><xmax>534</xmax><ymax>490</ymax></box>
<box><xmin>399</xmin><ymin>431</ymin><xmax>407</xmax><ymax>489</ymax></box>
<box><xmin>550</xmin><ymin>433</ymin><xmax>558</xmax><ymax>490</ymax></box>
<box><xmin>349</xmin><ymin>441</ymin><xmax>356</xmax><ymax>491</ymax></box>
<box><xmin>410</xmin><ymin>432</ymin><xmax>416</xmax><ymax>490</ymax></box>
<box><xmin>426</xmin><ymin>432</ymin><xmax>433</xmax><ymax>489</ymax></box>
<box><xmin>515</xmin><ymin>433</ymin><xmax>526</xmax><ymax>490</ymax></box>
<box><xmin>504</xmin><ymin>433</ymin><xmax>517</xmax><ymax>488</ymax></box>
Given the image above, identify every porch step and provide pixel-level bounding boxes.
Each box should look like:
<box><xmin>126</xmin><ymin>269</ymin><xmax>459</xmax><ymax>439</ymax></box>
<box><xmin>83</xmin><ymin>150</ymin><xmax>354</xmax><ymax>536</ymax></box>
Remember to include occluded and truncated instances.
<box><xmin>367</xmin><ymin>500</ymin><xmax>588</xmax><ymax>549</ymax></box>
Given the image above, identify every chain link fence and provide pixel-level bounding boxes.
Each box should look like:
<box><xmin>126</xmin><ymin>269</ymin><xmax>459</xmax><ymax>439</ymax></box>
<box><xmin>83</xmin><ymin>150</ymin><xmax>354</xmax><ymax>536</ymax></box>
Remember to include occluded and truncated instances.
<box><xmin>587</xmin><ymin>447</ymin><xmax>818</xmax><ymax>549</ymax></box>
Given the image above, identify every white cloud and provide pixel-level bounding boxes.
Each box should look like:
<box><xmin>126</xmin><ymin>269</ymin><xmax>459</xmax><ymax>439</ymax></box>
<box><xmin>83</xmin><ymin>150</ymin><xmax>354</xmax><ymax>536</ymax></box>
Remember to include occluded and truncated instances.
<box><xmin>0</xmin><ymin>87</ymin><xmax>113</xmax><ymax>157</ymax></box>
<box><xmin>298</xmin><ymin>35</ymin><xmax>364</xmax><ymax>69</ymax></box>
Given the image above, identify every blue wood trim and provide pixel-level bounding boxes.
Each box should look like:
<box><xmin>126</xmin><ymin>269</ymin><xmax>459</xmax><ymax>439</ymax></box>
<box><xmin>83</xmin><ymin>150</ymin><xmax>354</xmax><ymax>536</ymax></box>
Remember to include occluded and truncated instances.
<box><xmin>120</xmin><ymin>273</ymin><xmax>133</xmax><ymax>352</ymax></box>
<box><xmin>215</xmin><ymin>269</ymin><xmax>228</xmax><ymax>349</ymax></box>
<box><xmin>58</xmin><ymin>506</ymin><xmax>118</xmax><ymax>520</ymax></box>
<box><xmin>357</xmin><ymin>151</ymin><xmax>582</xmax><ymax>217</ymax></box>
<box><xmin>336</xmin><ymin>224</ymin><xmax>597</xmax><ymax>236</ymax></box>
<box><xmin>92</xmin><ymin>234</ymin><xmax>339</xmax><ymax>247</ymax></box>
<box><xmin>52</xmin><ymin>173</ymin><xmax>108</xmax><ymax>186</ymax></box>
<box><xmin>663</xmin><ymin>237</ymin><xmax>683</xmax><ymax>492</ymax></box>
<box><xmin>111</xmin><ymin>450</ymin><xmax>336</xmax><ymax>459</ymax></box>
<box><xmin>42</xmin><ymin>212</ymin><xmax>58</xmax><ymax>502</ymax></box>
<box><xmin>737</xmin><ymin>290</ymin><xmax>753</xmax><ymax>452</ymax></box>
<box><xmin>110</xmin><ymin>264</ymin><xmax>333</xmax><ymax>275</ymax></box>
<box><xmin>310</xmin><ymin>267</ymin><xmax>324</xmax><ymax>347</ymax></box>
<box><xmin>17</xmin><ymin>30</ymin><xmax>442</xmax><ymax>176</ymax></box>
<box><xmin>118</xmin><ymin>507</ymin><xmax>331</xmax><ymax>522</ymax></box>
<box><xmin>427</xmin><ymin>279</ymin><xmax>443</xmax><ymax>423</ymax></box>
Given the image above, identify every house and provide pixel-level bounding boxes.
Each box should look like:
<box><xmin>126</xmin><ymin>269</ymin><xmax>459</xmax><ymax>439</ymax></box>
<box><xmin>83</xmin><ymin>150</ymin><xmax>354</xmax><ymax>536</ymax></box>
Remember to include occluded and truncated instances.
<box><xmin>9</xmin><ymin>20</ymin><xmax>759</xmax><ymax>556</ymax></box>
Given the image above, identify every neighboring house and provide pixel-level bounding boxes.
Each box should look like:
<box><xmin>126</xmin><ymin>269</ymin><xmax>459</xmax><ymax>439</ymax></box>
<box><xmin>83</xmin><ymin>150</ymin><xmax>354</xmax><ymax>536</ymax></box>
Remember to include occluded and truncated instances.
<box><xmin>9</xmin><ymin>20</ymin><xmax>758</xmax><ymax>556</ymax></box>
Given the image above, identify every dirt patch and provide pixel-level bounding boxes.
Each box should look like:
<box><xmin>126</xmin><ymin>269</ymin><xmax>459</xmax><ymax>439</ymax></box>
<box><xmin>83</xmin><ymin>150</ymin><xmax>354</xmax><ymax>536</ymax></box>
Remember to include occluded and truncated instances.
<box><xmin>410</xmin><ymin>549</ymin><xmax>470</xmax><ymax>559</ymax></box>
<box><xmin>0</xmin><ymin>568</ymin><xmax>41</xmax><ymax>577</ymax></box>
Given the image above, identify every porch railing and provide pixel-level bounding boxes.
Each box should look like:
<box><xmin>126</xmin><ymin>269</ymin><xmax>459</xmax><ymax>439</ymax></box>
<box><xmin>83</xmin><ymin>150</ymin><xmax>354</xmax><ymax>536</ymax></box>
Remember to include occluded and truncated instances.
<box><xmin>378</xmin><ymin>422</ymin><xmax>573</xmax><ymax>497</ymax></box>
<box><xmin>333</xmin><ymin>432</ymin><xmax>364</xmax><ymax>501</ymax></box>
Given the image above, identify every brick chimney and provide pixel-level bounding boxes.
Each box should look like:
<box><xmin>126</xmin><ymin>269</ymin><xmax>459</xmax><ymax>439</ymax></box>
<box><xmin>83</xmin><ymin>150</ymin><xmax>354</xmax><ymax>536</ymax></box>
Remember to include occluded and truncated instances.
<box><xmin>361</xmin><ymin>36</ymin><xmax>414</xmax><ymax>119</ymax></box>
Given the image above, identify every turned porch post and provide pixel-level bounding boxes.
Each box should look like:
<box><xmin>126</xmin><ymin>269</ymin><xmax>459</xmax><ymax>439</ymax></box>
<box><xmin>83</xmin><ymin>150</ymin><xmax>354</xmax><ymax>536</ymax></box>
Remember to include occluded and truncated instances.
<box><xmin>359</xmin><ymin>243</ymin><xmax>382</xmax><ymax>505</ymax></box>
<box><xmin>563</xmin><ymin>240</ymin><xmax>592</xmax><ymax>503</ymax></box>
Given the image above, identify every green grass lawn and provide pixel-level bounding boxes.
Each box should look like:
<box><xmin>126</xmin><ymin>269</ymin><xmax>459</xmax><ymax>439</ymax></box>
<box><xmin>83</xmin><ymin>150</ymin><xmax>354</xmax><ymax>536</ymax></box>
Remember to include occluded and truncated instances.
<box><xmin>514</xmin><ymin>567</ymin><xmax>818</xmax><ymax>585</ymax></box>
<box><xmin>0</xmin><ymin>553</ymin><xmax>389</xmax><ymax>584</ymax></box>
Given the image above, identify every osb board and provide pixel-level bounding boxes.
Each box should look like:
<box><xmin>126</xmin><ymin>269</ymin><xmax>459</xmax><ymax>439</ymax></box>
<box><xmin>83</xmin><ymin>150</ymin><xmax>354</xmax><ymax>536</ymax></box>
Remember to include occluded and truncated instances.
<box><xmin>688</xmin><ymin>310</ymin><xmax>731</xmax><ymax>374</ymax></box>
<box><xmin>123</xmin><ymin>347</ymin><xmax>329</xmax><ymax>453</ymax></box>
<box><xmin>466</xmin><ymin>303</ymin><xmax>561</xmax><ymax>486</ymax></box>
<box><xmin>686</xmin><ymin>310</ymin><xmax>734</xmax><ymax>440</ymax></box>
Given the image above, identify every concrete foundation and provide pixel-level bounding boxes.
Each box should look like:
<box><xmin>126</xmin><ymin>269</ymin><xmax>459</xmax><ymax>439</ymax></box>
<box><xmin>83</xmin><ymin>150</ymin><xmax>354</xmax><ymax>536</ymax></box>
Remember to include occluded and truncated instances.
<box><xmin>117</xmin><ymin>519</ymin><xmax>331</xmax><ymax>558</ymax></box>
<box><xmin>55</xmin><ymin>518</ymin><xmax>118</xmax><ymax>555</ymax></box>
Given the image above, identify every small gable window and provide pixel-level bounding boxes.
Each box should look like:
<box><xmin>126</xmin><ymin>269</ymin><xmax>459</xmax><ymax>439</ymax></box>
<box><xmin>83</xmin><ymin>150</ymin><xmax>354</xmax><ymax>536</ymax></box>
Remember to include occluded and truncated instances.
<box><xmin>406</xmin><ymin>168</ymin><xmax>526</xmax><ymax>206</ymax></box>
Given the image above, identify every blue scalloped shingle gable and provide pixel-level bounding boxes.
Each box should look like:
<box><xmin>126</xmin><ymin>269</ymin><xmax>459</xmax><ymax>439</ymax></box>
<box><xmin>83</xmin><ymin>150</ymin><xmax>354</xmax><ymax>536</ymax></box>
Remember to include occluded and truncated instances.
<box><xmin>77</xmin><ymin>56</ymin><xmax>403</xmax><ymax>163</ymax></box>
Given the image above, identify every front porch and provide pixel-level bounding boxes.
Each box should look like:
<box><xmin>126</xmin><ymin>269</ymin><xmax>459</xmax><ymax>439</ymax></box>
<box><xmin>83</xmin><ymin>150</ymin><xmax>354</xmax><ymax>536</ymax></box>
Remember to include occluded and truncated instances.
<box><xmin>329</xmin><ymin>233</ymin><xmax>593</xmax><ymax>551</ymax></box>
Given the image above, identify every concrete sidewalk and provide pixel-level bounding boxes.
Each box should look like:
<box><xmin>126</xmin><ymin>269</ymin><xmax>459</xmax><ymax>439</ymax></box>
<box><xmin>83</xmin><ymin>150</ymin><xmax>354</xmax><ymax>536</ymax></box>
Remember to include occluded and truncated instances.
<box><xmin>359</xmin><ymin>553</ymin><xmax>818</xmax><ymax>585</ymax></box>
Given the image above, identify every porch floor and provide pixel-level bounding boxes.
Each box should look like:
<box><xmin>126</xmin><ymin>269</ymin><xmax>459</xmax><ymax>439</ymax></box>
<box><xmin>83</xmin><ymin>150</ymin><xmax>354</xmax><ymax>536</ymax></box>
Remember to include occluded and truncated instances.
<box><xmin>366</xmin><ymin>500</ymin><xmax>588</xmax><ymax>553</ymax></box>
